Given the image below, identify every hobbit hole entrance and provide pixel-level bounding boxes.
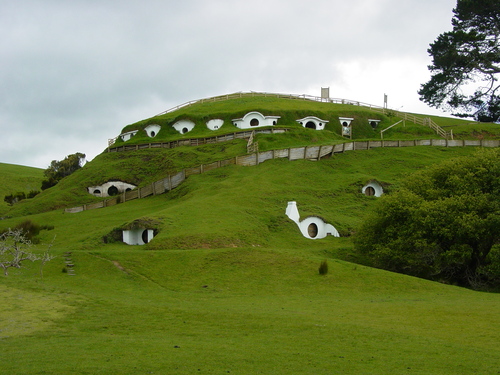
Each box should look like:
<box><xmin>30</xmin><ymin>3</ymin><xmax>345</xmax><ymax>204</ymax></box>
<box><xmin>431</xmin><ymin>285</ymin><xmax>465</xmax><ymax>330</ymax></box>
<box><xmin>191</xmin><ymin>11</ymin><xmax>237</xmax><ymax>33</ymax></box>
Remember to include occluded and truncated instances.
<box><xmin>308</xmin><ymin>223</ymin><xmax>318</xmax><ymax>238</ymax></box>
<box><xmin>250</xmin><ymin>118</ymin><xmax>259</xmax><ymax>126</ymax></box>
<box><xmin>107</xmin><ymin>185</ymin><xmax>119</xmax><ymax>196</ymax></box>
<box><xmin>142</xmin><ymin>230</ymin><xmax>149</xmax><ymax>244</ymax></box>
<box><xmin>305</xmin><ymin>121</ymin><xmax>316</xmax><ymax>129</ymax></box>
<box><xmin>365</xmin><ymin>186</ymin><xmax>375</xmax><ymax>196</ymax></box>
<box><xmin>182</xmin><ymin>128</ymin><xmax>188</xmax><ymax>134</ymax></box>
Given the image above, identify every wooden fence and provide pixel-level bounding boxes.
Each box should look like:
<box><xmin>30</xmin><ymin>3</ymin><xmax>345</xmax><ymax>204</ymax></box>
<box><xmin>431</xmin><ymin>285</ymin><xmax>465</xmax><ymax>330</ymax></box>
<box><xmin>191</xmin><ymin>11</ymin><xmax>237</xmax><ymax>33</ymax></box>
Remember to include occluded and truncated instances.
<box><xmin>66</xmin><ymin>138</ymin><xmax>500</xmax><ymax>213</ymax></box>
<box><xmin>154</xmin><ymin>91</ymin><xmax>385</xmax><ymax>117</ymax></box>
<box><xmin>108</xmin><ymin>128</ymin><xmax>288</xmax><ymax>152</ymax></box>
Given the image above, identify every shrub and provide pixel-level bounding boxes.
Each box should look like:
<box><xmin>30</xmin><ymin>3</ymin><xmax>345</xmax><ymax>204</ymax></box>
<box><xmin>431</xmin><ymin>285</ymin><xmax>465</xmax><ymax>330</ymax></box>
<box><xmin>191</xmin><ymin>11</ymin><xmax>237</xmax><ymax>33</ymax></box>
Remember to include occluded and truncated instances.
<box><xmin>319</xmin><ymin>260</ymin><xmax>328</xmax><ymax>275</ymax></box>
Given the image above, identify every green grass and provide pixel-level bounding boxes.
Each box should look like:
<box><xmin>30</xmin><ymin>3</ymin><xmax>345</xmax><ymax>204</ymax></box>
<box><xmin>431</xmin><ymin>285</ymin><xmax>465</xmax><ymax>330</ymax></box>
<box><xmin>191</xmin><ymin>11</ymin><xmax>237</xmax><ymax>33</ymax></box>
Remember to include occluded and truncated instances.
<box><xmin>0</xmin><ymin>163</ymin><xmax>43</xmax><ymax>216</ymax></box>
<box><xmin>1</xmin><ymin>94</ymin><xmax>499</xmax><ymax>374</ymax></box>
<box><xmin>114</xmin><ymin>95</ymin><xmax>484</xmax><ymax>147</ymax></box>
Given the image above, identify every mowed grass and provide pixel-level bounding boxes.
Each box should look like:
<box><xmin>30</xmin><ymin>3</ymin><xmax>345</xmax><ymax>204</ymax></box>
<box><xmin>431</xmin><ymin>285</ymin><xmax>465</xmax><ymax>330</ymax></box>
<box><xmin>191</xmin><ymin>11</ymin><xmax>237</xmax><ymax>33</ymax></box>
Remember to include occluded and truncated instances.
<box><xmin>1</xmin><ymin>248</ymin><xmax>499</xmax><ymax>374</ymax></box>
<box><xmin>1</xmin><ymin>146</ymin><xmax>499</xmax><ymax>374</ymax></box>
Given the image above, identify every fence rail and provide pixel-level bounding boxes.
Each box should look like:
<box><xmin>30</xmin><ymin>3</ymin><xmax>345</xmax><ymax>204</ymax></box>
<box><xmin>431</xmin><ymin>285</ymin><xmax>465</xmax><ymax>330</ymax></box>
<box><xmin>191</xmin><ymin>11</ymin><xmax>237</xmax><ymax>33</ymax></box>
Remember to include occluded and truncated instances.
<box><xmin>154</xmin><ymin>91</ymin><xmax>385</xmax><ymax>117</ymax></box>
<box><xmin>67</xmin><ymin>138</ymin><xmax>500</xmax><ymax>213</ymax></box>
<box><xmin>108</xmin><ymin>128</ymin><xmax>288</xmax><ymax>153</ymax></box>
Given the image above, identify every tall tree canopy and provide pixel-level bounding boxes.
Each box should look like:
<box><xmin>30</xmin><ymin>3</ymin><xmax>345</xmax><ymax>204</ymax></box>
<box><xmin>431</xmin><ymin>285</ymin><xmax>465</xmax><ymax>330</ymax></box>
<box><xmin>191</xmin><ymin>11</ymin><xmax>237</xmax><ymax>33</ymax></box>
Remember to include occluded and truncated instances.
<box><xmin>355</xmin><ymin>149</ymin><xmax>500</xmax><ymax>290</ymax></box>
<box><xmin>41</xmin><ymin>152</ymin><xmax>86</xmax><ymax>190</ymax></box>
<box><xmin>418</xmin><ymin>0</ymin><xmax>500</xmax><ymax>122</ymax></box>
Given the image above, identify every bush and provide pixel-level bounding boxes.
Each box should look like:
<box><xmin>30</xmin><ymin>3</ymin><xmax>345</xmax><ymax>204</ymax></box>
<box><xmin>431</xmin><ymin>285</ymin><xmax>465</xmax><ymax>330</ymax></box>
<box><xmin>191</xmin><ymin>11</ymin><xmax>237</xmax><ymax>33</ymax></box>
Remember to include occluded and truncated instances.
<box><xmin>319</xmin><ymin>260</ymin><xmax>328</xmax><ymax>275</ymax></box>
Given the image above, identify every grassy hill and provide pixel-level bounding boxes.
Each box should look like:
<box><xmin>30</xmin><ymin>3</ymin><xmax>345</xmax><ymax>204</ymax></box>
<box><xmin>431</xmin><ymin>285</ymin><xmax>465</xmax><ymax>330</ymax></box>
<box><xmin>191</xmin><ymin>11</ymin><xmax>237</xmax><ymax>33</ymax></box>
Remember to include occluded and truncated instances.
<box><xmin>0</xmin><ymin>162</ymin><xmax>43</xmax><ymax>216</ymax></box>
<box><xmin>0</xmin><ymin>94</ymin><xmax>499</xmax><ymax>374</ymax></box>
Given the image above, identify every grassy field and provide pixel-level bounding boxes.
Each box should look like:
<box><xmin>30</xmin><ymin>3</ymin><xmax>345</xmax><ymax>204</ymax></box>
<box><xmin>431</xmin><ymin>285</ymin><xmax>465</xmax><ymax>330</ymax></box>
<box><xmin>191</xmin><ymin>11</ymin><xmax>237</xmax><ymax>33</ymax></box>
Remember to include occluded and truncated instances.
<box><xmin>0</xmin><ymin>163</ymin><xmax>43</xmax><ymax>216</ymax></box>
<box><xmin>1</xmin><ymin>95</ymin><xmax>499</xmax><ymax>374</ymax></box>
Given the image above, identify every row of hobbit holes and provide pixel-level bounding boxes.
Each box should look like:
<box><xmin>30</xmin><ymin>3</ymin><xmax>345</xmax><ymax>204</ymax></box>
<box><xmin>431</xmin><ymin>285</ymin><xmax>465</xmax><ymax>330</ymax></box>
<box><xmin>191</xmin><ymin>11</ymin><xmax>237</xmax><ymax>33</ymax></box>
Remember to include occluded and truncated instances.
<box><xmin>116</xmin><ymin>114</ymin><xmax>383</xmax><ymax>141</ymax></box>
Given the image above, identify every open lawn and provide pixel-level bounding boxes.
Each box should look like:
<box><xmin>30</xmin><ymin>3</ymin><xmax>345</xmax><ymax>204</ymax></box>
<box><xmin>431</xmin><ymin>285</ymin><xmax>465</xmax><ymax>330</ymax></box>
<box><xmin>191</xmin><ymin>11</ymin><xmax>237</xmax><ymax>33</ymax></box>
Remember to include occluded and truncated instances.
<box><xmin>1</xmin><ymin>146</ymin><xmax>499</xmax><ymax>374</ymax></box>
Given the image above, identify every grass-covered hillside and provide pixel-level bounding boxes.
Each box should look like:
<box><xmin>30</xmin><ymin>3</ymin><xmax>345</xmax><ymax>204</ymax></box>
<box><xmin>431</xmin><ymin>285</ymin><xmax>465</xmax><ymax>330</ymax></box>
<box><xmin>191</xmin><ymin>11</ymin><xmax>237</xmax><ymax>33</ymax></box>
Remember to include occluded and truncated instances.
<box><xmin>0</xmin><ymin>162</ymin><xmax>43</xmax><ymax>216</ymax></box>
<box><xmin>1</xmin><ymin>94</ymin><xmax>499</xmax><ymax>374</ymax></box>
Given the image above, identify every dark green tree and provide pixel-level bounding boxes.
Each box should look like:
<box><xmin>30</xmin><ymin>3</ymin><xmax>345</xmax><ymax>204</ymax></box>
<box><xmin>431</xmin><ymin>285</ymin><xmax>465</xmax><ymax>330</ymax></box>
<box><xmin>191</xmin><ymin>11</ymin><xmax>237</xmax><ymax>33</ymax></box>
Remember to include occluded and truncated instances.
<box><xmin>355</xmin><ymin>149</ymin><xmax>500</xmax><ymax>290</ymax></box>
<box><xmin>418</xmin><ymin>0</ymin><xmax>500</xmax><ymax>122</ymax></box>
<box><xmin>41</xmin><ymin>152</ymin><xmax>86</xmax><ymax>190</ymax></box>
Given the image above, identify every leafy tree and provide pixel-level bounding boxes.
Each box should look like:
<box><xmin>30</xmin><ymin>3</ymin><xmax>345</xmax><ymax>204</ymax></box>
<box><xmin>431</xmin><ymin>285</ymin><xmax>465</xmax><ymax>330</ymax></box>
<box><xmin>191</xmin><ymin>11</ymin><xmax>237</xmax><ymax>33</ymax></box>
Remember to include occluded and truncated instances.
<box><xmin>41</xmin><ymin>152</ymin><xmax>86</xmax><ymax>190</ymax></box>
<box><xmin>0</xmin><ymin>228</ymin><xmax>54</xmax><ymax>276</ymax></box>
<box><xmin>355</xmin><ymin>149</ymin><xmax>500</xmax><ymax>290</ymax></box>
<box><xmin>418</xmin><ymin>0</ymin><xmax>500</xmax><ymax>122</ymax></box>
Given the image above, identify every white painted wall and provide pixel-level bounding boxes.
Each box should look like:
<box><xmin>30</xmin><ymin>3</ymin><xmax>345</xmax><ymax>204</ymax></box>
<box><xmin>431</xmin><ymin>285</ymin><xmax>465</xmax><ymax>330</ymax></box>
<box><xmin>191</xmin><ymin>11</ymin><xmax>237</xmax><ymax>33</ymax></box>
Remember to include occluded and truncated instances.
<box><xmin>285</xmin><ymin>201</ymin><xmax>339</xmax><ymax>239</ymax></box>
<box><xmin>296</xmin><ymin>116</ymin><xmax>328</xmax><ymax>130</ymax></box>
<box><xmin>87</xmin><ymin>181</ymin><xmax>136</xmax><ymax>197</ymax></box>
<box><xmin>362</xmin><ymin>181</ymin><xmax>384</xmax><ymax>197</ymax></box>
<box><xmin>172</xmin><ymin>120</ymin><xmax>195</xmax><ymax>134</ymax></box>
<box><xmin>232</xmin><ymin>111</ymin><xmax>280</xmax><ymax>129</ymax></box>
<box><xmin>145</xmin><ymin>124</ymin><xmax>161</xmax><ymax>138</ymax></box>
<box><xmin>122</xmin><ymin>229</ymin><xmax>154</xmax><ymax>245</ymax></box>
<box><xmin>120</xmin><ymin>130</ymin><xmax>138</xmax><ymax>141</ymax></box>
<box><xmin>206</xmin><ymin>119</ymin><xmax>224</xmax><ymax>130</ymax></box>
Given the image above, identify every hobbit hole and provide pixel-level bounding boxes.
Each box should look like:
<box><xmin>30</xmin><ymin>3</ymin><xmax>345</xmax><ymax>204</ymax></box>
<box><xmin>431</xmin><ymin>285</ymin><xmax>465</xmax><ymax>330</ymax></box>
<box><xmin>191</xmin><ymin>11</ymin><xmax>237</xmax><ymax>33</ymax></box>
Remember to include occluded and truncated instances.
<box><xmin>122</xmin><ymin>228</ymin><xmax>154</xmax><ymax>245</ymax></box>
<box><xmin>308</xmin><ymin>223</ymin><xmax>318</xmax><ymax>238</ymax></box>
<box><xmin>285</xmin><ymin>201</ymin><xmax>339</xmax><ymax>239</ymax></box>
<box><xmin>362</xmin><ymin>180</ymin><xmax>384</xmax><ymax>197</ymax></box>
<box><xmin>296</xmin><ymin>116</ymin><xmax>328</xmax><ymax>131</ymax></box>
<box><xmin>206</xmin><ymin>119</ymin><xmax>224</xmax><ymax>130</ymax></box>
<box><xmin>369</xmin><ymin>119</ymin><xmax>381</xmax><ymax>129</ymax></box>
<box><xmin>107</xmin><ymin>185</ymin><xmax>119</xmax><ymax>196</ymax></box>
<box><xmin>232</xmin><ymin>111</ymin><xmax>280</xmax><ymax>129</ymax></box>
<box><xmin>172</xmin><ymin>120</ymin><xmax>195</xmax><ymax>134</ymax></box>
<box><xmin>87</xmin><ymin>181</ymin><xmax>137</xmax><ymax>197</ymax></box>
<box><xmin>365</xmin><ymin>186</ymin><xmax>375</xmax><ymax>196</ymax></box>
<box><xmin>144</xmin><ymin>124</ymin><xmax>161</xmax><ymax>138</ymax></box>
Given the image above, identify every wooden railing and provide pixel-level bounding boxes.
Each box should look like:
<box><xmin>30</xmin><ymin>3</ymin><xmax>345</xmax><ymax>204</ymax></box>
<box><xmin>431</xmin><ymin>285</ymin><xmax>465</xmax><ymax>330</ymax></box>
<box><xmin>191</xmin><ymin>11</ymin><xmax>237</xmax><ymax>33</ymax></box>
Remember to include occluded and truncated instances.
<box><xmin>108</xmin><ymin>128</ymin><xmax>289</xmax><ymax>153</ymax></box>
<box><xmin>67</xmin><ymin>138</ymin><xmax>500</xmax><ymax>213</ymax></box>
<box><xmin>154</xmin><ymin>91</ymin><xmax>385</xmax><ymax>117</ymax></box>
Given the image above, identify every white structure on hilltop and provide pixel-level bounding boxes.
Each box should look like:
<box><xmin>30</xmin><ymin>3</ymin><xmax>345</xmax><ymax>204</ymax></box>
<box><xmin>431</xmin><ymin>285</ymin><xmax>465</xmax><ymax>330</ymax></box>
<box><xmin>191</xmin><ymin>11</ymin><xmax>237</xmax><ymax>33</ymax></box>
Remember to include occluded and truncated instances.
<box><xmin>120</xmin><ymin>130</ymin><xmax>138</xmax><ymax>142</ymax></box>
<box><xmin>145</xmin><ymin>124</ymin><xmax>161</xmax><ymax>138</ymax></box>
<box><xmin>206</xmin><ymin>119</ymin><xmax>224</xmax><ymax>130</ymax></box>
<box><xmin>285</xmin><ymin>201</ymin><xmax>339</xmax><ymax>239</ymax></box>
<box><xmin>172</xmin><ymin>120</ymin><xmax>195</xmax><ymax>134</ymax></box>
<box><xmin>296</xmin><ymin>116</ymin><xmax>329</xmax><ymax>130</ymax></box>
<box><xmin>232</xmin><ymin>111</ymin><xmax>280</xmax><ymax>129</ymax></box>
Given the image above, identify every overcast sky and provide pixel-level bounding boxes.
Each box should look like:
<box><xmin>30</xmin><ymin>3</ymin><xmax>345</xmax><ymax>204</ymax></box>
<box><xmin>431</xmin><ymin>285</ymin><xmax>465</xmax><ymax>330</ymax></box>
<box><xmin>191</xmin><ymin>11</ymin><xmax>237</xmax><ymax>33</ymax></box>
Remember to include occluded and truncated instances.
<box><xmin>1</xmin><ymin>0</ymin><xmax>457</xmax><ymax>168</ymax></box>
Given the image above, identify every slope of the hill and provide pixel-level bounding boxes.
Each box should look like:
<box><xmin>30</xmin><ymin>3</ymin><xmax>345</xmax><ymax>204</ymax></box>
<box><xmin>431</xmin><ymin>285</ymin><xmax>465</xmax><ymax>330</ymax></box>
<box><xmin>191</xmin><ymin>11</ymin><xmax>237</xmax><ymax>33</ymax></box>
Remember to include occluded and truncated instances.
<box><xmin>0</xmin><ymin>147</ymin><xmax>498</xmax><ymax>374</ymax></box>
<box><xmin>4</xmin><ymin>92</ymin><xmax>488</xmax><ymax>219</ymax></box>
<box><xmin>1</xmin><ymin>90</ymin><xmax>499</xmax><ymax>373</ymax></box>
<box><xmin>0</xmin><ymin>162</ymin><xmax>43</xmax><ymax>216</ymax></box>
